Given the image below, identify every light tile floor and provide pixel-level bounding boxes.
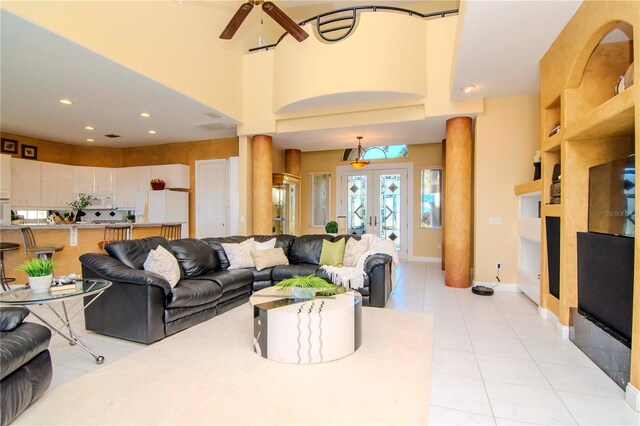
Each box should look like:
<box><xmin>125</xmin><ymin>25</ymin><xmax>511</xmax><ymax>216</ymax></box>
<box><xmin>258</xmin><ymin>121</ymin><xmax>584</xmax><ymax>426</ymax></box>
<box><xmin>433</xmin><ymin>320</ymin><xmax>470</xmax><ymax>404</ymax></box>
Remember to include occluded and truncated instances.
<box><xmin>392</xmin><ymin>262</ymin><xmax>640</xmax><ymax>426</ymax></box>
<box><xmin>21</xmin><ymin>261</ymin><xmax>640</xmax><ymax>425</ymax></box>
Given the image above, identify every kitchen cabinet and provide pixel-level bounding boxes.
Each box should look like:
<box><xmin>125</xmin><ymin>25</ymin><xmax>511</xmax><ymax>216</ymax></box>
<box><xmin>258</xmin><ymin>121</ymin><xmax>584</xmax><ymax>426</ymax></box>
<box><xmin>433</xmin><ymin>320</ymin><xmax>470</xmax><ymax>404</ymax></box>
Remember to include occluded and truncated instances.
<box><xmin>115</xmin><ymin>167</ymin><xmax>150</xmax><ymax>208</ymax></box>
<box><xmin>41</xmin><ymin>162</ymin><xmax>74</xmax><ymax>208</ymax></box>
<box><xmin>74</xmin><ymin>166</ymin><xmax>113</xmax><ymax>193</ymax></box>
<box><xmin>11</xmin><ymin>158</ymin><xmax>41</xmax><ymax>207</ymax></box>
<box><xmin>150</xmin><ymin>164</ymin><xmax>189</xmax><ymax>189</ymax></box>
<box><xmin>1</xmin><ymin>154</ymin><xmax>11</xmax><ymax>193</ymax></box>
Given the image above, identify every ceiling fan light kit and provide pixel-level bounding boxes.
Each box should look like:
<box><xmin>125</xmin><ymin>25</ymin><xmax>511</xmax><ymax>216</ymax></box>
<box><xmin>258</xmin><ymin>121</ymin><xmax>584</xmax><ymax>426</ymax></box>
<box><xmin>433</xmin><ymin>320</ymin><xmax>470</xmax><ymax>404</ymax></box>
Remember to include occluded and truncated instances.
<box><xmin>220</xmin><ymin>1</ymin><xmax>308</xmax><ymax>42</ymax></box>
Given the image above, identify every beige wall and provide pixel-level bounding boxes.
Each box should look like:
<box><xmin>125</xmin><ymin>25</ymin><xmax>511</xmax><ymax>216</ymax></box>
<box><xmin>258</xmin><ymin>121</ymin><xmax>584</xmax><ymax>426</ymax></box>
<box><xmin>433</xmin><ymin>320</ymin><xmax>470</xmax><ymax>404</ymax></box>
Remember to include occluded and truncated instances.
<box><xmin>300</xmin><ymin>143</ymin><xmax>442</xmax><ymax>258</ymax></box>
<box><xmin>474</xmin><ymin>94</ymin><xmax>540</xmax><ymax>285</ymax></box>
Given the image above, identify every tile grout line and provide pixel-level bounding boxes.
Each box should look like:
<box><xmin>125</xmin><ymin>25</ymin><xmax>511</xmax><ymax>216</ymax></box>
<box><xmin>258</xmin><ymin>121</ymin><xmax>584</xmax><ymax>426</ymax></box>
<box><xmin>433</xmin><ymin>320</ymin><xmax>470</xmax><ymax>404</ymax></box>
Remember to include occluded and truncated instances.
<box><xmin>453</xmin><ymin>285</ymin><xmax>498</xmax><ymax>422</ymax></box>
<box><xmin>490</xmin><ymin>294</ymin><xmax>582</xmax><ymax>426</ymax></box>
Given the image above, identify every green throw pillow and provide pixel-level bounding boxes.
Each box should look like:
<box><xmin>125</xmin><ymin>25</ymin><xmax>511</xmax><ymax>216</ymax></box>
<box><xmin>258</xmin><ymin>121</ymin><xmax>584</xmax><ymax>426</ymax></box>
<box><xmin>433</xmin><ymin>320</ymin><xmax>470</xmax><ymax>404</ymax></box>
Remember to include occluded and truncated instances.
<box><xmin>319</xmin><ymin>238</ymin><xmax>345</xmax><ymax>267</ymax></box>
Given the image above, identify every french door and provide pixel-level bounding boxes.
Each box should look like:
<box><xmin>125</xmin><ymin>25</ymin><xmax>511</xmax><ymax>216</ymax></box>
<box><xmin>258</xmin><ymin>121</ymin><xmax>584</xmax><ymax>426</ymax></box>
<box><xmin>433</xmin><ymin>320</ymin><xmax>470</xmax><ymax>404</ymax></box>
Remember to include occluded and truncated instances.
<box><xmin>338</xmin><ymin>165</ymin><xmax>410</xmax><ymax>260</ymax></box>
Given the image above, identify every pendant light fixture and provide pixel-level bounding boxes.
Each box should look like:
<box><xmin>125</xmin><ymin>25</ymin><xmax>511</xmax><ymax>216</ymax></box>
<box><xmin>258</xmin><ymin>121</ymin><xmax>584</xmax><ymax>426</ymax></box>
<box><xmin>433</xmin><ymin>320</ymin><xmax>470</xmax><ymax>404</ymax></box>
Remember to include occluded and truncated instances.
<box><xmin>350</xmin><ymin>136</ymin><xmax>370</xmax><ymax>169</ymax></box>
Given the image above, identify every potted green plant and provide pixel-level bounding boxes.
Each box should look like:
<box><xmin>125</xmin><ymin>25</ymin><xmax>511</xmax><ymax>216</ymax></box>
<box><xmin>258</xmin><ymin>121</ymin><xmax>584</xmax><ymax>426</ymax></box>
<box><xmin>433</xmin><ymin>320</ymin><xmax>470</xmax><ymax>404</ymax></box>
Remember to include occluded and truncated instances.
<box><xmin>18</xmin><ymin>258</ymin><xmax>55</xmax><ymax>292</ymax></box>
<box><xmin>68</xmin><ymin>193</ymin><xmax>96</xmax><ymax>223</ymax></box>
<box><xmin>276</xmin><ymin>275</ymin><xmax>343</xmax><ymax>299</ymax></box>
<box><xmin>325</xmin><ymin>220</ymin><xmax>338</xmax><ymax>234</ymax></box>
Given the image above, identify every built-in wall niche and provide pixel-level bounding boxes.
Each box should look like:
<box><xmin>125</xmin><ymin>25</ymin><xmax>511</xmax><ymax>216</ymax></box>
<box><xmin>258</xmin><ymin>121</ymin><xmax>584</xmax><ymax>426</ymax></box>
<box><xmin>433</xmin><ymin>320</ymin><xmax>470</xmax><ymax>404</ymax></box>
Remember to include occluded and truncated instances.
<box><xmin>564</xmin><ymin>22</ymin><xmax>634</xmax><ymax>124</ymax></box>
<box><xmin>544</xmin><ymin>96</ymin><xmax>562</xmax><ymax>140</ymax></box>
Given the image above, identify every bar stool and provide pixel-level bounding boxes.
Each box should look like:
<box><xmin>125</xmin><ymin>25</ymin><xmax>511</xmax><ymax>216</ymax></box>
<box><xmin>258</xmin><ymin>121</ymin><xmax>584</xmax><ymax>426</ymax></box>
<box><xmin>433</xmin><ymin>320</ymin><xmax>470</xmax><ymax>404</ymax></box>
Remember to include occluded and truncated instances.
<box><xmin>0</xmin><ymin>242</ymin><xmax>20</xmax><ymax>291</ymax></box>
<box><xmin>98</xmin><ymin>224</ymin><xmax>132</xmax><ymax>250</ymax></box>
<box><xmin>19</xmin><ymin>227</ymin><xmax>64</xmax><ymax>261</ymax></box>
<box><xmin>160</xmin><ymin>223</ymin><xmax>182</xmax><ymax>240</ymax></box>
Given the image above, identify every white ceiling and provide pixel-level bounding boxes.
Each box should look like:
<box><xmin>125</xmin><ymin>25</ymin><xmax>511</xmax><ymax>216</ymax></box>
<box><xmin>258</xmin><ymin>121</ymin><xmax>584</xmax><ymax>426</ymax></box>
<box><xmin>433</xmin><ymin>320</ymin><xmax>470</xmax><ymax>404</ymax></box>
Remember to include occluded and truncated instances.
<box><xmin>1</xmin><ymin>1</ymin><xmax>583</xmax><ymax>151</ymax></box>
<box><xmin>0</xmin><ymin>10</ymin><xmax>237</xmax><ymax>148</ymax></box>
<box><xmin>451</xmin><ymin>0</ymin><xmax>581</xmax><ymax>101</ymax></box>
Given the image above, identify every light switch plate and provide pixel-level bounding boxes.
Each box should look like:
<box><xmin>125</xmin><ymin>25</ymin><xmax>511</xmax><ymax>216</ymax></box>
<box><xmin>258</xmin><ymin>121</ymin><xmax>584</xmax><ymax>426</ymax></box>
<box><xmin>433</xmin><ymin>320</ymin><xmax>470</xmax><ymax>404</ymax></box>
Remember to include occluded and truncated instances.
<box><xmin>489</xmin><ymin>217</ymin><xmax>502</xmax><ymax>225</ymax></box>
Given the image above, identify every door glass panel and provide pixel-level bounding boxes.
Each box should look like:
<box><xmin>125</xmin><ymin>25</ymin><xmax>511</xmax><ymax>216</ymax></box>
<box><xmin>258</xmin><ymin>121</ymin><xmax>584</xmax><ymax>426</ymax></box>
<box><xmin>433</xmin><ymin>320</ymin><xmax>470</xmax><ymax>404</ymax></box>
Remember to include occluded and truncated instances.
<box><xmin>347</xmin><ymin>175</ymin><xmax>367</xmax><ymax>235</ymax></box>
<box><xmin>379</xmin><ymin>173</ymin><xmax>401</xmax><ymax>250</ymax></box>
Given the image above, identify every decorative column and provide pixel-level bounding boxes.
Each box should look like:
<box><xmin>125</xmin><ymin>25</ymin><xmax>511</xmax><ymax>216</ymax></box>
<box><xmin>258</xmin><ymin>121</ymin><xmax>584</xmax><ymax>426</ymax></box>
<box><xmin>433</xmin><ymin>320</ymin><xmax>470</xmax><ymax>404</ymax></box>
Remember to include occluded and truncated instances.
<box><xmin>285</xmin><ymin>149</ymin><xmax>301</xmax><ymax>176</ymax></box>
<box><xmin>252</xmin><ymin>135</ymin><xmax>273</xmax><ymax>235</ymax></box>
<box><xmin>441</xmin><ymin>138</ymin><xmax>446</xmax><ymax>271</ymax></box>
<box><xmin>444</xmin><ymin>117</ymin><xmax>472</xmax><ymax>288</ymax></box>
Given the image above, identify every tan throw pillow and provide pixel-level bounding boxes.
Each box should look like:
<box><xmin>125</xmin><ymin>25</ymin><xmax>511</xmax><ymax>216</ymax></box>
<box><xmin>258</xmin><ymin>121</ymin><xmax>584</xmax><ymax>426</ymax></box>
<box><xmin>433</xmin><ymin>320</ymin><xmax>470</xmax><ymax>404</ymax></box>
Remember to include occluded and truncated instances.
<box><xmin>251</xmin><ymin>248</ymin><xmax>289</xmax><ymax>271</ymax></box>
<box><xmin>143</xmin><ymin>245</ymin><xmax>181</xmax><ymax>288</ymax></box>
<box><xmin>222</xmin><ymin>238</ymin><xmax>256</xmax><ymax>270</ymax></box>
<box><xmin>343</xmin><ymin>237</ymin><xmax>369</xmax><ymax>267</ymax></box>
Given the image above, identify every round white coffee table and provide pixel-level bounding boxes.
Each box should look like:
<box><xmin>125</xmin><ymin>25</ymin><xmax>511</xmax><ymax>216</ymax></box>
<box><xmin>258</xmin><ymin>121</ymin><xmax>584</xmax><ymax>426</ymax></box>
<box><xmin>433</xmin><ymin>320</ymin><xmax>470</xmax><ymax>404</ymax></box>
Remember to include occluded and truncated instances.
<box><xmin>250</xmin><ymin>287</ymin><xmax>362</xmax><ymax>364</ymax></box>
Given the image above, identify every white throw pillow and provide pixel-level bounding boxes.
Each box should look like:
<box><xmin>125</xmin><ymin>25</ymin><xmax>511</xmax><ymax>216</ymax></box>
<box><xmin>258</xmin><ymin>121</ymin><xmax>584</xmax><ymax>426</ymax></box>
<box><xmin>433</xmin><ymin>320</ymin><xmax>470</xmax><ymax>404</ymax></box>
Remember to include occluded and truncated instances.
<box><xmin>254</xmin><ymin>238</ymin><xmax>276</xmax><ymax>251</ymax></box>
<box><xmin>222</xmin><ymin>238</ymin><xmax>256</xmax><ymax>269</ymax></box>
<box><xmin>343</xmin><ymin>237</ymin><xmax>369</xmax><ymax>267</ymax></box>
<box><xmin>143</xmin><ymin>245</ymin><xmax>181</xmax><ymax>288</ymax></box>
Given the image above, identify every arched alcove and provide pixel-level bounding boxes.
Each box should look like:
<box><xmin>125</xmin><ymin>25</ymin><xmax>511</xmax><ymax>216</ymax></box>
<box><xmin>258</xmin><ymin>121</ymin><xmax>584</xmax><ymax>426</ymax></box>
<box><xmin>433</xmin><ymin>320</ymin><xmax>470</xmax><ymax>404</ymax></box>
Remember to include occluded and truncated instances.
<box><xmin>565</xmin><ymin>21</ymin><xmax>634</xmax><ymax>123</ymax></box>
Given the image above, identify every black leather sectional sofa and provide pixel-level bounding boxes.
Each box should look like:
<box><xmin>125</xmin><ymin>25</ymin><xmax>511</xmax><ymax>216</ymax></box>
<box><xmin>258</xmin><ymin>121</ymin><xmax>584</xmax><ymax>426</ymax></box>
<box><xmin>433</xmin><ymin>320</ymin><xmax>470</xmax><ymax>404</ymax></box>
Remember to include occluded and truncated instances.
<box><xmin>0</xmin><ymin>307</ymin><xmax>52</xmax><ymax>426</ymax></box>
<box><xmin>79</xmin><ymin>234</ymin><xmax>392</xmax><ymax>344</ymax></box>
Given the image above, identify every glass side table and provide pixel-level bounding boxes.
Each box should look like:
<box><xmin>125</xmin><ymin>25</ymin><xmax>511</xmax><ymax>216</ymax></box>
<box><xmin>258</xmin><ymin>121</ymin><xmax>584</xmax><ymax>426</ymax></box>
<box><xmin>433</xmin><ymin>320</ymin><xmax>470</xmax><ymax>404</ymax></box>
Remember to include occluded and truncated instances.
<box><xmin>0</xmin><ymin>279</ymin><xmax>112</xmax><ymax>364</ymax></box>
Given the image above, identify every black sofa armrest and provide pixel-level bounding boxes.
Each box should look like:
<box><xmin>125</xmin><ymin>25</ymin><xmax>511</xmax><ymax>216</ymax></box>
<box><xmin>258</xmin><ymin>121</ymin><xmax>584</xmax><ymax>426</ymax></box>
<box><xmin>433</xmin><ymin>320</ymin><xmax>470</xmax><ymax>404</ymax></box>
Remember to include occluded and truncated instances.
<box><xmin>79</xmin><ymin>253</ymin><xmax>172</xmax><ymax>296</ymax></box>
<box><xmin>0</xmin><ymin>307</ymin><xmax>30</xmax><ymax>332</ymax></box>
<box><xmin>364</xmin><ymin>254</ymin><xmax>393</xmax><ymax>308</ymax></box>
<box><xmin>0</xmin><ymin>322</ymin><xmax>51</xmax><ymax>380</ymax></box>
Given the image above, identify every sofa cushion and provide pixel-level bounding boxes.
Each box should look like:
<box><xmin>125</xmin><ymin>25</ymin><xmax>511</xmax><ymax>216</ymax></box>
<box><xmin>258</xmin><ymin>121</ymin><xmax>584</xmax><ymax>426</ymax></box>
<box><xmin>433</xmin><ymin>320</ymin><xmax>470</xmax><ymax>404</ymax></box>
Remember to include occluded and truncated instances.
<box><xmin>193</xmin><ymin>269</ymin><xmax>255</xmax><ymax>293</ymax></box>
<box><xmin>255</xmin><ymin>238</ymin><xmax>276</xmax><ymax>250</ymax></box>
<box><xmin>343</xmin><ymin>237</ymin><xmax>368</xmax><ymax>267</ymax></box>
<box><xmin>169</xmin><ymin>239</ymin><xmax>219</xmax><ymax>277</ymax></box>
<box><xmin>272</xmin><ymin>263</ymin><xmax>320</xmax><ymax>282</ymax></box>
<box><xmin>252</xmin><ymin>267</ymin><xmax>273</xmax><ymax>282</ymax></box>
<box><xmin>319</xmin><ymin>238</ymin><xmax>346</xmax><ymax>266</ymax></box>
<box><xmin>167</xmin><ymin>279</ymin><xmax>223</xmax><ymax>309</ymax></box>
<box><xmin>143</xmin><ymin>245</ymin><xmax>181</xmax><ymax>288</ymax></box>
<box><xmin>0</xmin><ymin>322</ymin><xmax>51</xmax><ymax>380</ymax></box>
<box><xmin>0</xmin><ymin>307</ymin><xmax>29</xmax><ymax>332</ymax></box>
<box><xmin>287</xmin><ymin>235</ymin><xmax>333</xmax><ymax>265</ymax></box>
<box><xmin>251</xmin><ymin>248</ymin><xmax>289</xmax><ymax>271</ymax></box>
<box><xmin>105</xmin><ymin>236</ymin><xmax>170</xmax><ymax>270</ymax></box>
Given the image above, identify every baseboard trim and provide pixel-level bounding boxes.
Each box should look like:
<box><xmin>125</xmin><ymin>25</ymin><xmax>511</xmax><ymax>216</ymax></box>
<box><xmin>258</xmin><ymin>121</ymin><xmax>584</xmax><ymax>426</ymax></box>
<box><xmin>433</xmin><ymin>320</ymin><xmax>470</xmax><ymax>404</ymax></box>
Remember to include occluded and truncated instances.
<box><xmin>626</xmin><ymin>382</ymin><xmax>640</xmax><ymax>412</ymax></box>
<box><xmin>538</xmin><ymin>308</ymin><xmax>571</xmax><ymax>339</ymax></box>
<box><xmin>408</xmin><ymin>256</ymin><xmax>441</xmax><ymax>263</ymax></box>
<box><xmin>472</xmin><ymin>280</ymin><xmax>520</xmax><ymax>292</ymax></box>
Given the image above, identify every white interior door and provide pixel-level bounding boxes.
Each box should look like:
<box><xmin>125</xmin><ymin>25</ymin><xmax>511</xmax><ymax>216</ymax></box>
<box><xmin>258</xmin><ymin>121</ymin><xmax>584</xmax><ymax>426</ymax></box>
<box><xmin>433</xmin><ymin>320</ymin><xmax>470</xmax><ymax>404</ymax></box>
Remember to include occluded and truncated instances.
<box><xmin>195</xmin><ymin>159</ymin><xmax>228</xmax><ymax>238</ymax></box>
<box><xmin>338</xmin><ymin>165</ymin><xmax>410</xmax><ymax>260</ymax></box>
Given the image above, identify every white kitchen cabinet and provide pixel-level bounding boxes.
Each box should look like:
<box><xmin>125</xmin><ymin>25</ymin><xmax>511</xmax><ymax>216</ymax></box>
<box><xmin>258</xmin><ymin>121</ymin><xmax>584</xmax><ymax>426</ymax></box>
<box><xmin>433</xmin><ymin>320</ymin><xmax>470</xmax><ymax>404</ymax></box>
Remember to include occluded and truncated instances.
<box><xmin>41</xmin><ymin>162</ymin><xmax>74</xmax><ymax>208</ymax></box>
<box><xmin>115</xmin><ymin>167</ymin><xmax>153</xmax><ymax>208</ymax></box>
<box><xmin>11</xmin><ymin>158</ymin><xmax>41</xmax><ymax>207</ymax></box>
<box><xmin>74</xmin><ymin>166</ymin><xmax>113</xmax><ymax>193</ymax></box>
<box><xmin>150</xmin><ymin>164</ymin><xmax>189</xmax><ymax>189</ymax></box>
<box><xmin>0</xmin><ymin>154</ymin><xmax>11</xmax><ymax>193</ymax></box>
<box><xmin>94</xmin><ymin>167</ymin><xmax>113</xmax><ymax>192</ymax></box>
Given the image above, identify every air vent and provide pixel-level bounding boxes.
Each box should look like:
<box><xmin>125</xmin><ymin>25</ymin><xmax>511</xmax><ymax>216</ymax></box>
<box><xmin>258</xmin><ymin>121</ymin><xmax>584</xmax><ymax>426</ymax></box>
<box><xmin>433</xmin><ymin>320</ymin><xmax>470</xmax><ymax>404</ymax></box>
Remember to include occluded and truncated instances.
<box><xmin>196</xmin><ymin>122</ymin><xmax>236</xmax><ymax>131</ymax></box>
<box><xmin>104</xmin><ymin>134</ymin><xmax>121</xmax><ymax>138</ymax></box>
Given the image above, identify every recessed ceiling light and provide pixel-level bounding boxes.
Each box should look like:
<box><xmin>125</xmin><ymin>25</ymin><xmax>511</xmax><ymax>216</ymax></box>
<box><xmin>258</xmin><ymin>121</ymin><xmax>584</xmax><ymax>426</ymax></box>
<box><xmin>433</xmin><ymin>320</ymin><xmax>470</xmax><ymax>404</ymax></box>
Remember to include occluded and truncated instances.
<box><xmin>59</xmin><ymin>99</ymin><xmax>73</xmax><ymax>105</ymax></box>
<box><xmin>140</xmin><ymin>113</ymin><xmax>151</xmax><ymax>118</ymax></box>
<box><xmin>462</xmin><ymin>85</ymin><xmax>476</xmax><ymax>93</ymax></box>
<box><xmin>86</xmin><ymin>138</ymin><xmax>95</xmax><ymax>142</ymax></box>
<box><xmin>85</xmin><ymin>126</ymin><xmax>94</xmax><ymax>131</ymax></box>
<box><xmin>148</xmin><ymin>130</ymin><xmax>157</xmax><ymax>134</ymax></box>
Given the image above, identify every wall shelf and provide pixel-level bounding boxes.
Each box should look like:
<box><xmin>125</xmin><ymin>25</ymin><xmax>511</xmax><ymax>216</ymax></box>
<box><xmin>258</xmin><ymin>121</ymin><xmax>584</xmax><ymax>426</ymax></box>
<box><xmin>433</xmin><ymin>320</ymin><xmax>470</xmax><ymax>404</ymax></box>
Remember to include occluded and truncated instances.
<box><xmin>514</xmin><ymin>180</ymin><xmax>542</xmax><ymax>195</ymax></box>
<box><xmin>543</xmin><ymin>204</ymin><xmax>561</xmax><ymax>217</ymax></box>
<box><xmin>565</xmin><ymin>87</ymin><xmax>636</xmax><ymax>141</ymax></box>
<box><xmin>543</xmin><ymin>130</ymin><xmax>563</xmax><ymax>152</ymax></box>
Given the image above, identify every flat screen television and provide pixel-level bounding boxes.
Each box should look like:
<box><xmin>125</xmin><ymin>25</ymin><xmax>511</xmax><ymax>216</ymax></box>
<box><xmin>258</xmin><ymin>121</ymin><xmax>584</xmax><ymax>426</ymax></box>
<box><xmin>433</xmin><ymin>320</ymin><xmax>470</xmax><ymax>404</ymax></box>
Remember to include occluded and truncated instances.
<box><xmin>588</xmin><ymin>155</ymin><xmax>635</xmax><ymax>237</ymax></box>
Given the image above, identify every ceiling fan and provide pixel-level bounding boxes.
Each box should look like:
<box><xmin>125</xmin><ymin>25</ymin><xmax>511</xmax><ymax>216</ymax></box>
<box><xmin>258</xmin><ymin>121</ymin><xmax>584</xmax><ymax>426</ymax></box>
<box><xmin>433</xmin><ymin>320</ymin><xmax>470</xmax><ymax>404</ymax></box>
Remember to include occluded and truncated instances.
<box><xmin>220</xmin><ymin>0</ymin><xmax>309</xmax><ymax>42</ymax></box>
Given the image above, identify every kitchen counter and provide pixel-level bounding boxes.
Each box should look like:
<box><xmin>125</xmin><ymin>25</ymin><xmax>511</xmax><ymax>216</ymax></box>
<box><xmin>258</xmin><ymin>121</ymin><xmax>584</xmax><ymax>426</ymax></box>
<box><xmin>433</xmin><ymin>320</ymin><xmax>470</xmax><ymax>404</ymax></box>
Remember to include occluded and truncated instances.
<box><xmin>0</xmin><ymin>222</ymin><xmax>165</xmax><ymax>230</ymax></box>
<box><xmin>0</xmin><ymin>223</ymin><xmax>172</xmax><ymax>283</ymax></box>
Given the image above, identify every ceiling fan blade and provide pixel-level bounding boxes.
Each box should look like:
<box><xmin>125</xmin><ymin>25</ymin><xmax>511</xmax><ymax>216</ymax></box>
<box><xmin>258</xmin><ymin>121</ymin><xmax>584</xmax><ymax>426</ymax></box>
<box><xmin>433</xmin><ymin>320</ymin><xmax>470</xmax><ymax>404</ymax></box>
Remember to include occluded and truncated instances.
<box><xmin>262</xmin><ymin>1</ymin><xmax>309</xmax><ymax>42</ymax></box>
<box><xmin>220</xmin><ymin>2</ymin><xmax>254</xmax><ymax>40</ymax></box>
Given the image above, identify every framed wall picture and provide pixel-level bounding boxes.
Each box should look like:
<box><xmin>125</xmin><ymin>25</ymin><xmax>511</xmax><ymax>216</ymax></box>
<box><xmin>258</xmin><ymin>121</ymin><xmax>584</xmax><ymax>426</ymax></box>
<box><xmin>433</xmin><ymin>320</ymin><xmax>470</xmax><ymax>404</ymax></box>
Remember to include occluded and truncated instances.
<box><xmin>21</xmin><ymin>144</ymin><xmax>37</xmax><ymax>160</ymax></box>
<box><xmin>1</xmin><ymin>138</ymin><xmax>18</xmax><ymax>154</ymax></box>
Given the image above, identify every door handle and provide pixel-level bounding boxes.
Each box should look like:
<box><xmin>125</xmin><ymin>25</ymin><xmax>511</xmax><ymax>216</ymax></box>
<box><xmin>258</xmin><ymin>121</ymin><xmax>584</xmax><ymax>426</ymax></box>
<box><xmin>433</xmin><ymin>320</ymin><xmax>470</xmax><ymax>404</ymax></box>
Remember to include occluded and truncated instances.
<box><xmin>368</xmin><ymin>216</ymin><xmax>372</xmax><ymax>226</ymax></box>
<box><xmin>374</xmin><ymin>216</ymin><xmax>378</xmax><ymax>226</ymax></box>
